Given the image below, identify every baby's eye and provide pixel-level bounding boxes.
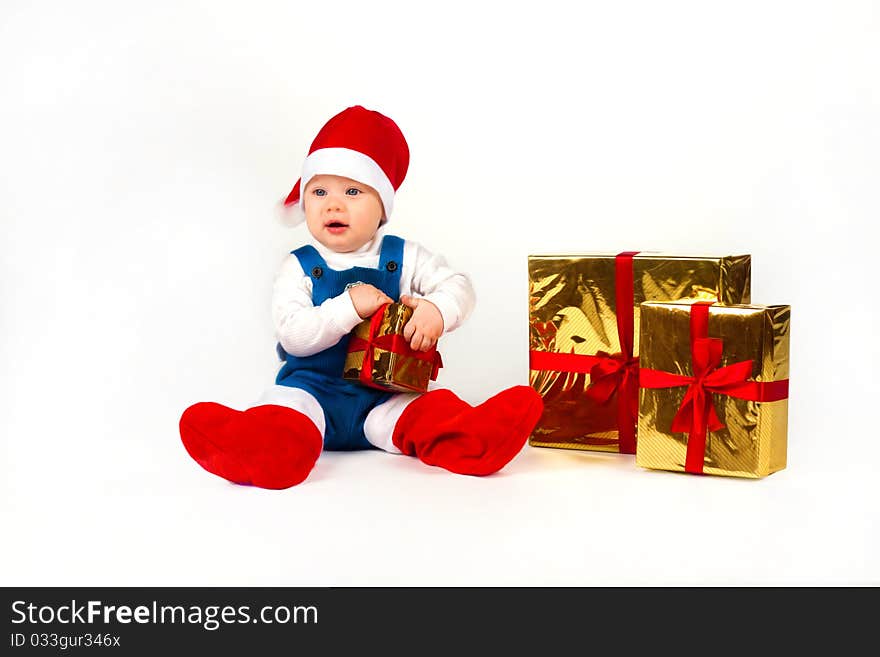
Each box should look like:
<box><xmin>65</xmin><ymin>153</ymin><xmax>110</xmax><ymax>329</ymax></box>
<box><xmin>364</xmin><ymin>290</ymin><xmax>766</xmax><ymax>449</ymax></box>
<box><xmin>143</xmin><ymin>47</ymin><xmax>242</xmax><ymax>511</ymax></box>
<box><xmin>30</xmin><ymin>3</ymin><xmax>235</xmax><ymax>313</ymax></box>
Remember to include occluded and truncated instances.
<box><xmin>345</xmin><ymin>188</ymin><xmax>361</xmax><ymax>196</ymax></box>
<box><xmin>313</xmin><ymin>188</ymin><xmax>326</xmax><ymax>196</ymax></box>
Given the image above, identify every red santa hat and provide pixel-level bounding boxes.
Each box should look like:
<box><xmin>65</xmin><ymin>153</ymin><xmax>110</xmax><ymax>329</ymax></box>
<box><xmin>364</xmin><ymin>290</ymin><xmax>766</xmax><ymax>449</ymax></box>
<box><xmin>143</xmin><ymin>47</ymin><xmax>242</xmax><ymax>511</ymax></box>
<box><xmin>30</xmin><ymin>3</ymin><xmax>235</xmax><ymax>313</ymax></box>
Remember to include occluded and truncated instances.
<box><xmin>279</xmin><ymin>105</ymin><xmax>410</xmax><ymax>226</ymax></box>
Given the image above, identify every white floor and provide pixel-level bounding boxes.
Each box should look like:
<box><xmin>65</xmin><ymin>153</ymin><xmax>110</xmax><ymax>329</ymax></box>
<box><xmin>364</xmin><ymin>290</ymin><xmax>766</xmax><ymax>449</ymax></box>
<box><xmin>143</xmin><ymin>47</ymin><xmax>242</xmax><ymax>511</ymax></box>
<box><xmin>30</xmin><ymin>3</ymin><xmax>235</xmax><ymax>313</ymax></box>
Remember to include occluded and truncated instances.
<box><xmin>3</xmin><ymin>419</ymin><xmax>876</xmax><ymax>587</ymax></box>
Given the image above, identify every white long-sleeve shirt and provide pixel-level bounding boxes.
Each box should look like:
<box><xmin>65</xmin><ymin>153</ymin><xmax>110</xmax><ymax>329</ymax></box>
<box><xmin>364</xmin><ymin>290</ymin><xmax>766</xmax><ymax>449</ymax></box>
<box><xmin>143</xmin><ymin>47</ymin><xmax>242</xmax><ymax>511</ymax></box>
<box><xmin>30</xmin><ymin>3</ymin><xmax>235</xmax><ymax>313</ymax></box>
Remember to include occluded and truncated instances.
<box><xmin>273</xmin><ymin>227</ymin><xmax>476</xmax><ymax>358</ymax></box>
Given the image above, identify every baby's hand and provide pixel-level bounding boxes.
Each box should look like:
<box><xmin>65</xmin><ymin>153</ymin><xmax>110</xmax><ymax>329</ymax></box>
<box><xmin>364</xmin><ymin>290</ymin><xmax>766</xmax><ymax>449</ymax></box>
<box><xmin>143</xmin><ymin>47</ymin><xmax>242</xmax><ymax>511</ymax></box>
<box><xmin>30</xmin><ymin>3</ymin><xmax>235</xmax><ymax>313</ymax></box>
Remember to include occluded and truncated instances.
<box><xmin>400</xmin><ymin>295</ymin><xmax>444</xmax><ymax>352</ymax></box>
<box><xmin>348</xmin><ymin>284</ymin><xmax>394</xmax><ymax>319</ymax></box>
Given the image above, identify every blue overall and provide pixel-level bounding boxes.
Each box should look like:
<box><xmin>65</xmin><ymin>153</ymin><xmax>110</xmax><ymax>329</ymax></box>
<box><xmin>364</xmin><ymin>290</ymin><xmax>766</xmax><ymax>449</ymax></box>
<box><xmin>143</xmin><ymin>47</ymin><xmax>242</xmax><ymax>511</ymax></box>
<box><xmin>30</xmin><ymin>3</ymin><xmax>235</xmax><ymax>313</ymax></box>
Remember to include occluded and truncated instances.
<box><xmin>275</xmin><ymin>235</ymin><xmax>404</xmax><ymax>450</ymax></box>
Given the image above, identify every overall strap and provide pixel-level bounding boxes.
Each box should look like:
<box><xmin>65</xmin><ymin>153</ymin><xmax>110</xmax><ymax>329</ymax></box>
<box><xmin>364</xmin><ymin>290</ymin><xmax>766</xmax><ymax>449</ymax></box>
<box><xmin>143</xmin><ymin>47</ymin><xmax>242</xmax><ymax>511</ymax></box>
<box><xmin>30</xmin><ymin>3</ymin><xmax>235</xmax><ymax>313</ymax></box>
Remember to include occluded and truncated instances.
<box><xmin>292</xmin><ymin>245</ymin><xmax>329</xmax><ymax>283</ymax></box>
<box><xmin>378</xmin><ymin>235</ymin><xmax>404</xmax><ymax>275</ymax></box>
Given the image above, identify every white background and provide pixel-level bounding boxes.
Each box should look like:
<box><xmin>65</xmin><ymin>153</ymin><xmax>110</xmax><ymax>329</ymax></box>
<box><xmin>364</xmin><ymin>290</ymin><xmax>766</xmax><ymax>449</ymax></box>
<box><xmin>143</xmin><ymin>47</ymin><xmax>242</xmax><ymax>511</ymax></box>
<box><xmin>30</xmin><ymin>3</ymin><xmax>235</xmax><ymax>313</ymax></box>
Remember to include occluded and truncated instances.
<box><xmin>1</xmin><ymin>0</ymin><xmax>877</xmax><ymax>585</ymax></box>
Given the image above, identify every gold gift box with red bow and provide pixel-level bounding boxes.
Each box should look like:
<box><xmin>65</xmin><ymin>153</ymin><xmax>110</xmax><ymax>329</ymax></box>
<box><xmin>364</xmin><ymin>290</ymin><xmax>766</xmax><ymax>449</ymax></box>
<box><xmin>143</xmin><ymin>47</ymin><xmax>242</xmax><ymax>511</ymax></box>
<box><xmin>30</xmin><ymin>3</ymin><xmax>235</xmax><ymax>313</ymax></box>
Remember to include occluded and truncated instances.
<box><xmin>528</xmin><ymin>253</ymin><xmax>751</xmax><ymax>453</ymax></box>
<box><xmin>343</xmin><ymin>303</ymin><xmax>442</xmax><ymax>394</ymax></box>
<box><xmin>636</xmin><ymin>301</ymin><xmax>790</xmax><ymax>478</ymax></box>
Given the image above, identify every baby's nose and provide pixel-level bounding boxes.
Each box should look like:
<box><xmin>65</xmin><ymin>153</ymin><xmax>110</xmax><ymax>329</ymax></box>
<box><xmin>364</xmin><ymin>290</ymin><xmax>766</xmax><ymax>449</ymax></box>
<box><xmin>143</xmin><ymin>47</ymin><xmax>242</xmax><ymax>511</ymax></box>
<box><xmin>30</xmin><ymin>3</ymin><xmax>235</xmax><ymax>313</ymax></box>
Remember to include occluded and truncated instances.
<box><xmin>324</xmin><ymin>194</ymin><xmax>346</xmax><ymax>211</ymax></box>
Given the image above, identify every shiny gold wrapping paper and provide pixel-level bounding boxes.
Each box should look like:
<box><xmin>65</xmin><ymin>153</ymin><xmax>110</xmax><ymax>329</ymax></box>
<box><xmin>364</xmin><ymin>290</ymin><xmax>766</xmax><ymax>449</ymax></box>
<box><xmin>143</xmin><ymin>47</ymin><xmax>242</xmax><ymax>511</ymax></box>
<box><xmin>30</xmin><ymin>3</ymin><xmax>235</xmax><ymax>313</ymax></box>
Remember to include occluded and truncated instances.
<box><xmin>528</xmin><ymin>253</ymin><xmax>751</xmax><ymax>452</ymax></box>
<box><xmin>343</xmin><ymin>303</ymin><xmax>436</xmax><ymax>393</ymax></box>
<box><xmin>636</xmin><ymin>301</ymin><xmax>790</xmax><ymax>478</ymax></box>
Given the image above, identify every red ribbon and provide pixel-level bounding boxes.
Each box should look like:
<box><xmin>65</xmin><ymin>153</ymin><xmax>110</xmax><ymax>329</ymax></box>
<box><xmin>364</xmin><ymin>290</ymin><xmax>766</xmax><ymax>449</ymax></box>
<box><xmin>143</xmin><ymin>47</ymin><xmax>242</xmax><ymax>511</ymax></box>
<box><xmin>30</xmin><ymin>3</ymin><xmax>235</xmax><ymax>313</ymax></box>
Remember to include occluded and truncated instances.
<box><xmin>528</xmin><ymin>252</ymin><xmax>641</xmax><ymax>453</ymax></box>
<box><xmin>348</xmin><ymin>303</ymin><xmax>443</xmax><ymax>390</ymax></box>
<box><xmin>639</xmin><ymin>302</ymin><xmax>789</xmax><ymax>474</ymax></box>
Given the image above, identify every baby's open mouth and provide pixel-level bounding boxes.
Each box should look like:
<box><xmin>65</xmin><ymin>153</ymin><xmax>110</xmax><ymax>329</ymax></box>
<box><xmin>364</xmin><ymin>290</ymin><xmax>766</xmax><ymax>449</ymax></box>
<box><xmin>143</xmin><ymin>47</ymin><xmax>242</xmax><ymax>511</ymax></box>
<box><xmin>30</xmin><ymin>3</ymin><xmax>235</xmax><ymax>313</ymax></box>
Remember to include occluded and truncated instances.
<box><xmin>324</xmin><ymin>220</ymin><xmax>349</xmax><ymax>234</ymax></box>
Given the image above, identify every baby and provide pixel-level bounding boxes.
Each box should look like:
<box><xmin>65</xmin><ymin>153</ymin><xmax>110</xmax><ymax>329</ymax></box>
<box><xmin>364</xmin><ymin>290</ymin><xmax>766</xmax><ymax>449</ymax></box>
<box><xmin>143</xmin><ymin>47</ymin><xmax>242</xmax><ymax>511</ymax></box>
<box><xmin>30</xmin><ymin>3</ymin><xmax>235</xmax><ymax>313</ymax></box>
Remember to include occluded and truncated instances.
<box><xmin>179</xmin><ymin>106</ymin><xmax>543</xmax><ymax>489</ymax></box>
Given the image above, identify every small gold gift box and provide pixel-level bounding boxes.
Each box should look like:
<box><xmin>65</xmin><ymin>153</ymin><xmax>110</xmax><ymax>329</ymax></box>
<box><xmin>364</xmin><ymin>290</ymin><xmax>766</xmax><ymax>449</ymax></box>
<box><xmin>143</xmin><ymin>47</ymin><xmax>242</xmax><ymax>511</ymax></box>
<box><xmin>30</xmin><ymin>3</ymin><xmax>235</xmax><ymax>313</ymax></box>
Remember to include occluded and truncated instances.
<box><xmin>343</xmin><ymin>303</ymin><xmax>442</xmax><ymax>394</ymax></box>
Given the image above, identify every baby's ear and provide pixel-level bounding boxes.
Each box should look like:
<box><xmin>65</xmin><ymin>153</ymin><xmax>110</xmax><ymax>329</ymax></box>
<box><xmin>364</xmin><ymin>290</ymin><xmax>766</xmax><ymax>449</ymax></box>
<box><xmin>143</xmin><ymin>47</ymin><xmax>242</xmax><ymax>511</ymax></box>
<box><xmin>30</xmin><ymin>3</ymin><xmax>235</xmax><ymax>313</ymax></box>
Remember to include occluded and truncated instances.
<box><xmin>276</xmin><ymin>198</ymin><xmax>306</xmax><ymax>227</ymax></box>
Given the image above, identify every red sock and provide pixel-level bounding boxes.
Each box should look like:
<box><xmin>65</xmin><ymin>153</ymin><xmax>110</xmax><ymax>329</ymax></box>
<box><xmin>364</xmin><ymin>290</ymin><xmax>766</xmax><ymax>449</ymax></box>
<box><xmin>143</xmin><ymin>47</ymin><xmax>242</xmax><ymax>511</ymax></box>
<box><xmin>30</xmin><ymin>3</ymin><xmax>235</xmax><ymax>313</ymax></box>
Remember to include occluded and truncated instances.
<box><xmin>392</xmin><ymin>386</ymin><xmax>544</xmax><ymax>476</ymax></box>
<box><xmin>179</xmin><ymin>402</ymin><xmax>251</xmax><ymax>484</ymax></box>
<box><xmin>179</xmin><ymin>402</ymin><xmax>322</xmax><ymax>489</ymax></box>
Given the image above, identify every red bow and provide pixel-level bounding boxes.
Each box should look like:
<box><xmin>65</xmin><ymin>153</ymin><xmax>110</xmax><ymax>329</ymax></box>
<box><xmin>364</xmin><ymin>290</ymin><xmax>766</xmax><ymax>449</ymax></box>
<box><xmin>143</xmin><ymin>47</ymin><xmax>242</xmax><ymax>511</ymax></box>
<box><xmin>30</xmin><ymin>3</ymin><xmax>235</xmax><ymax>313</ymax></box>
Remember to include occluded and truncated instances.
<box><xmin>584</xmin><ymin>350</ymin><xmax>640</xmax><ymax>444</ymax></box>
<box><xmin>640</xmin><ymin>302</ymin><xmax>789</xmax><ymax>474</ymax></box>
<box><xmin>348</xmin><ymin>304</ymin><xmax>442</xmax><ymax>390</ymax></box>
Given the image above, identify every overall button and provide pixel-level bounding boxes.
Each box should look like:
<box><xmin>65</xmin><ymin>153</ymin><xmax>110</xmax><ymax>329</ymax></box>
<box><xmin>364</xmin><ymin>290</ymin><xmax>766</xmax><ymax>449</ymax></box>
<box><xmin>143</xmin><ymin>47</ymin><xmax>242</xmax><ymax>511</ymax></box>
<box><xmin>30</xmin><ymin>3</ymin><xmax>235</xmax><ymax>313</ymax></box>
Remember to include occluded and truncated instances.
<box><xmin>311</xmin><ymin>266</ymin><xmax>323</xmax><ymax>278</ymax></box>
<box><xmin>385</xmin><ymin>261</ymin><xmax>398</xmax><ymax>272</ymax></box>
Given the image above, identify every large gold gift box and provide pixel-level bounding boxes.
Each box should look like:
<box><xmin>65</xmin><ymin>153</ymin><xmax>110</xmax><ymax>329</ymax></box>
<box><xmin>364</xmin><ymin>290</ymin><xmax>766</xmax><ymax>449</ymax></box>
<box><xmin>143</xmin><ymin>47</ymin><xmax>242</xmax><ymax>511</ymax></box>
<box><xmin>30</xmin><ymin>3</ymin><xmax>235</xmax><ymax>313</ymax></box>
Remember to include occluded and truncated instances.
<box><xmin>343</xmin><ymin>303</ymin><xmax>442</xmax><ymax>394</ymax></box>
<box><xmin>637</xmin><ymin>301</ymin><xmax>790</xmax><ymax>478</ymax></box>
<box><xmin>528</xmin><ymin>253</ymin><xmax>751</xmax><ymax>453</ymax></box>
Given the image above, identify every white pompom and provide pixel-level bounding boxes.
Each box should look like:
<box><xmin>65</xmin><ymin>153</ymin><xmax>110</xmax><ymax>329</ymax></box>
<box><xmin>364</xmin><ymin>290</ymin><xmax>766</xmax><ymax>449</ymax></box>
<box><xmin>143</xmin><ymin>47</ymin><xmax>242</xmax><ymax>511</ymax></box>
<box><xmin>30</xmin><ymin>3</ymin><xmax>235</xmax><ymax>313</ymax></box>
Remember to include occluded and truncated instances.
<box><xmin>275</xmin><ymin>198</ymin><xmax>306</xmax><ymax>227</ymax></box>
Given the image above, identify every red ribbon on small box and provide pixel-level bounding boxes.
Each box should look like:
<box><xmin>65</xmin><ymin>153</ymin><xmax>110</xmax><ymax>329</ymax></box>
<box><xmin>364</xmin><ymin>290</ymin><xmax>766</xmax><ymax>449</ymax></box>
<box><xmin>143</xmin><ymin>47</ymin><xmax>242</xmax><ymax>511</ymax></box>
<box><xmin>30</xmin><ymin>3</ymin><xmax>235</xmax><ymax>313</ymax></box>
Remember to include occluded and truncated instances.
<box><xmin>639</xmin><ymin>301</ymin><xmax>789</xmax><ymax>474</ymax></box>
<box><xmin>348</xmin><ymin>303</ymin><xmax>443</xmax><ymax>390</ymax></box>
<box><xmin>529</xmin><ymin>251</ymin><xmax>641</xmax><ymax>453</ymax></box>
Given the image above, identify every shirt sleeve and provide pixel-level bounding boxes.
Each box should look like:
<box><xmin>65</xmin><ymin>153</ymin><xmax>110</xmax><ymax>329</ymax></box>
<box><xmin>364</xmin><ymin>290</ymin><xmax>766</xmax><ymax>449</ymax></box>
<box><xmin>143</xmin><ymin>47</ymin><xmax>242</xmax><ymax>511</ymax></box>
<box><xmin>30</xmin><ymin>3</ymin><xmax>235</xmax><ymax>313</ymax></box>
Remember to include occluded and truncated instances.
<box><xmin>271</xmin><ymin>254</ymin><xmax>364</xmax><ymax>357</ymax></box>
<box><xmin>406</xmin><ymin>242</ymin><xmax>477</xmax><ymax>334</ymax></box>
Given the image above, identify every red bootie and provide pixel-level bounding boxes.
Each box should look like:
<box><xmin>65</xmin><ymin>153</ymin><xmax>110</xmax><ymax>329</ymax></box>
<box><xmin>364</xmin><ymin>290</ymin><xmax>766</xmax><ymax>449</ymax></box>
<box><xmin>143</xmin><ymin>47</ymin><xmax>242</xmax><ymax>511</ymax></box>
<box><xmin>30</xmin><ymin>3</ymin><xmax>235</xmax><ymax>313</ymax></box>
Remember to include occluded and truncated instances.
<box><xmin>179</xmin><ymin>402</ymin><xmax>323</xmax><ymax>489</ymax></box>
<box><xmin>392</xmin><ymin>386</ymin><xmax>544</xmax><ymax>476</ymax></box>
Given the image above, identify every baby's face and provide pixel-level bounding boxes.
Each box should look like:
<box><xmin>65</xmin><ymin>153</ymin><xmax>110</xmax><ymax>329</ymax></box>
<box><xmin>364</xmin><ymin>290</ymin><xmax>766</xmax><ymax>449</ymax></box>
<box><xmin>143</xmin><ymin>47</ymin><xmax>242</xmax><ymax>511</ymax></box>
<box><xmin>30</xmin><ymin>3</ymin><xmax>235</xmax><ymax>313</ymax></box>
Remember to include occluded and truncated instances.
<box><xmin>303</xmin><ymin>174</ymin><xmax>384</xmax><ymax>253</ymax></box>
